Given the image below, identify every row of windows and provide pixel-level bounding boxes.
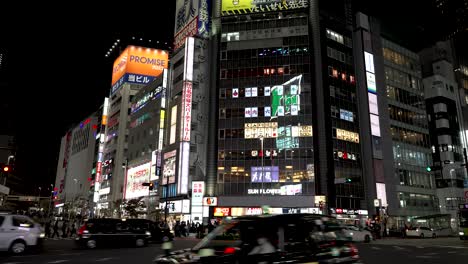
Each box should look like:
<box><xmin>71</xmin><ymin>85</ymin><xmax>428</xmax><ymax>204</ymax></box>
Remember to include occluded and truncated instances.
<box><xmin>388</xmin><ymin>105</ymin><xmax>428</xmax><ymax>128</ymax></box>
<box><xmin>397</xmin><ymin>168</ymin><xmax>434</xmax><ymax>189</ymax></box>
<box><xmin>329</xmin><ymin>85</ymin><xmax>357</xmax><ymax>103</ymax></box>
<box><xmin>398</xmin><ymin>192</ymin><xmax>438</xmax><ymax>209</ymax></box>
<box><xmin>390</xmin><ymin>126</ymin><xmax>430</xmax><ymax>148</ymax></box>
<box><xmin>221</xmin><ymin>65</ymin><xmax>309</xmax><ymax>79</ymax></box>
<box><xmin>385</xmin><ymin>67</ymin><xmax>421</xmax><ymax>90</ymax></box>
<box><xmin>325</xmin><ymin>29</ymin><xmax>352</xmax><ymax>48</ymax></box>
<box><xmin>217</xmin><ymin>170</ymin><xmax>313</xmax><ymax>184</ymax></box>
<box><xmin>393</xmin><ymin>145</ymin><xmax>431</xmax><ymax>167</ymax></box>
<box><xmin>218</xmin><ymin>149</ymin><xmax>314</xmax><ymax>160</ymax></box>
<box><xmin>72</xmin><ymin>125</ymin><xmax>90</xmax><ymax>155</ymax></box>
<box><xmin>387</xmin><ymin>85</ymin><xmax>426</xmax><ymax>110</ymax></box>
<box><xmin>221</xmin><ymin>46</ymin><xmax>310</xmax><ymax>61</ymax></box>
<box><xmin>327</xmin><ymin>46</ymin><xmax>353</xmax><ymax>65</ymax></box>
<box><xmin>327</xmin><ymin>66</ymin><xmax>356</xmax><ymax>84</ymax></box>
<box><xmin>222</xmin><ymin>17</ymin><xmax>308</xmax><ymax>33</ymax></box>
<box><xmin>382</xmin><ymin>48</ymin><xmax>419</xmax><ymax>72</ymax></box>
<box><xmin>220</xmin><ymin>55</ymin><xmax>310</xmax><ymax>70</ymax></box>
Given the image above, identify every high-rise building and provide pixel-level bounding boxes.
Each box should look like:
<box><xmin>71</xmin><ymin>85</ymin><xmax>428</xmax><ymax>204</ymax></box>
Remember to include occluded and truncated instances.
<box><xmin>381</xmin><ymin>39</ymin><xmax>438</xmax><ymax>226</ymax></box>
<box><xmin>99</xmin><ymin>46</ymin><xmax>169</xmax><ymax>214</ymax></box>
<box><xmin>420</xmin><ymin>41</ymin><xmax>468</xmax><ymax>225</ymax></box>
<box><xmin>54</xmin><ymin>113</ymin><xmax>100</xmax><ymax>216</ymax></box>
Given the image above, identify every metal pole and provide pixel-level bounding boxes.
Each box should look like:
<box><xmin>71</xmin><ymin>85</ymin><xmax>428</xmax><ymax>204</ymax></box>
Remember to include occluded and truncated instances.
<box><xmin>164</xmin><ymin>185</ymin><xmax>168</xmax><ymax>223</ymax></box>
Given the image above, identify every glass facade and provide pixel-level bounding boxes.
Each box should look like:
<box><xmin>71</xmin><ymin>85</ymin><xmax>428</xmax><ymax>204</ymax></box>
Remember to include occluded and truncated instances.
<box><xmin>382</xmin><ymin>39</ymin><xmax>436</xmax><ymax>208</ymax></box>
<box><xmin>218</xmin><ymin>12</ymin><xmax>314</xmax><ymax>196</ymax></box>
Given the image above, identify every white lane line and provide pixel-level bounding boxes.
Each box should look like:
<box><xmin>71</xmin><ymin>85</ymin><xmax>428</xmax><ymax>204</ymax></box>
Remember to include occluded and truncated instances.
<box><xmin>47</xmin><ymin>260</ymin><xmax>69</xmax><ymax>264</ymax></box>
<box><xmin>3</xmin><ymin>262</ymin><xmax>25</xmax><ymax>264</ymax></box>
<box><xmin>416</xmin><ymin>246</ymin><xmax>424</xmax><ymax>249</ymax></box>
<box><xmin>393</xmin><ymin>246</ymin><xmax>405</xmax><ymax>250</ymax></box>
<box><xmin>95</xmin><ymin>258</ymin><xmax>113</xmax><ymax>262</ymax></box>
<box><xmin>426</xmin><ymin>252</ymin><xmax>438</xmax><ymax>255</ymax></box>
<box><xmin>436</xmin><ymin>245</ymin><xmax>466</xmax><ymax>249</ymax></box>
<box><xmin>448</xmin><ymin>251</ymin><xmax>457</xmax><ymax>254</ymax></box>
<box><xmin>371</xmin><ymin>246</ymin><xmax>381</xmax><ymax>250</ymax></box>
<box><xmin>416</xmin><ymin>256</ymin><xmax>434</xmax><ymax>258</ymax></box>
<box><xmin>59</xmin><ymin>253</ymin><xmax>82</xmax><ymax>256</ymax></box>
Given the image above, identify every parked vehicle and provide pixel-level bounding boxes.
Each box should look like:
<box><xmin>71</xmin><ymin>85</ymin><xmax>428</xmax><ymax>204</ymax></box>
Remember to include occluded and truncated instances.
<box><xmin>405</xmin><ymin>227</ymin><xmax>436</xmax><ymax>238</ymax></box>
<box><xmin>75</xmin><ymin>218</ymin><xmax>151</xmax><ymax>249</ymax></box>
<box><xmin>0</xmin><ymin>212</ymin><xmax>44</xmax><ymax>255</ymax></box>
<box><xmin>342</xmin><ymin>225</ymin><xmax>373</xmax><ymax>243</ymax></box>
<box><xmin>154</xmin><ymin>214</ymin><xmax>362</xmax><ymax>264</ymax></box>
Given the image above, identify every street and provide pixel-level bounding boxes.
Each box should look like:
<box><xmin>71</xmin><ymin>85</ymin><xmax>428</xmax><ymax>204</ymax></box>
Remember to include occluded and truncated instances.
<box><xmin>1</xmin><ymin>237</ymin><xmax>468</xmax><ymax>264</ymax></box>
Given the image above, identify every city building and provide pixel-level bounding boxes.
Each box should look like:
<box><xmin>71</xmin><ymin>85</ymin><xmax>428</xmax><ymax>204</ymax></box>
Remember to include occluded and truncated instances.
<box><xmin>159</xmin><ymin>0</ymin><xmax>212</xmax><ymax>224</ymax></box>
<box><xmin>420</xmin><ymin>41</ymin><xmax>468</xmax><ymax>225</ymax></box>
<box><xmin>99</xmin><ymin>46</ymin><xmax>168</xmax><ymax>215</ymax></box>
<box><xmin>54</xmin><ymin>113</ymin><xmax>100</xmax><ymax>217</ymax></box>
<box><xmin>123</xmin><ymin>75</ymin><xmax>168</xmax><ymax>220</ymax></box>
<box><xmin>381</xmin><ymin>38</ymin><xmax>438</xmax><ymax>226</ymax></box>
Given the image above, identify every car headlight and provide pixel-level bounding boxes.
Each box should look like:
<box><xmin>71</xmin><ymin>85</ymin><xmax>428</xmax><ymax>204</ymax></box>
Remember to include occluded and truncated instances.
<box><xmin>459</xmin><ymin>232</ymin><xmax>465</xmax><ymax>236</ymax></box>
<box><xmin>40</xmin><ymin>233</ymin><xmax>45</xmax><ymax>238</ymax></box>
<box><xmin>145</xmin><ymin>231</ymin><xmax>151</xmax><ymax>236</ymax></box>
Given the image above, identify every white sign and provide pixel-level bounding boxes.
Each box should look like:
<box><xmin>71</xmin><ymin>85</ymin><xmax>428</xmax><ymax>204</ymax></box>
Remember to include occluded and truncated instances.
<box><xmin>191</xmin><ymin>181</ymin><xmax>205</xmax><ymax>206</ymax></box>
<box><xmin>374</xmin><ymin>199</ymin><xmax>381</xmax><ymax>207</ymax></box>
<box><xmin>246</xmin><ymin>87</ymin><xmax>252</xmax><ymax>97</ymax></box>
<box><xmin>99</xmin><ymin>187</ymin><xmax>110</xmax><ymax>195</ymax></box>
<box><xmin>368</xmin><ymin>93</ymin><xmax>379</xmax><ymax>115</ymax></box>
<box><xmin>264</xmin><ymin>106</ymin><xmax>271</xmax><ymax>117</ymax></box>
<box><xmin>232</xmin><ymin>88</ymin><xmax>239</xmax><ymax>98</ymax></box>
<box><xmin>244</xmin><ymin>122</ymin><xmax>278</xmax><ymax>139</ymax></box>
<box><xmin>181</xmin><ymin>81</ymin><xmax>193</xmax><ymax>141</ymax></box>
<box><xmin>370</xmin><ymin>114</ymin><xmax>381</xmax><ymax>137</ymax></box>
<box><xmin>264</xmin><ymin>86</ymin><xmax>271</xmax><ymax>96</ymax></box>
<box><xmin>364</xmin><ymin>51</ymin><xmax>375</xmax><ymax>73</ymax></box>
<box><xmin>366</xmin><ymin>72</ymin><xmax>377</xmax><ymax>93</ymax></box>
<box><xmin>125</xmin><ymin>162</ymin><xmax>151</xmax><ymax>199</ymax></box>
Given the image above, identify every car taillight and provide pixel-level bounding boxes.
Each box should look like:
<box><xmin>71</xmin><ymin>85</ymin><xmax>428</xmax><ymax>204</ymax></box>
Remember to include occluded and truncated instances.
<box><xmin>349</xmin><ymin>244</ymin><xmax>359</xmax><ymax>257</ymax></box>
<box><xmin>78</xmin><ymin>225</ymin><xmax>87</xmax><ymax>235</ymax></box>
<box><xmin>223</xmin><ymin>247</ymin><xmax>237</xmax><ymax>255</ymax></box>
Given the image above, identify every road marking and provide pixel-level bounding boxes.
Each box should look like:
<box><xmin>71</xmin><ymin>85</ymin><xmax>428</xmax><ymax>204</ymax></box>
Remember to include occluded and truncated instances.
<box><xmin>448</xmin><ymin>251</ymin><xmax>457</xmax><ymax>254</ymax></box>
<box><xmin>59</xmin><ymin>253</ymin><xmax>82</xmax><ymax>256</ymax></box>
<box><xmin>436</xmin><ymin>245</ymin><xmax>466</xmax><ymax>249</ymax></box>
<box><xmin>425</xmin><ymin>252</ymin><xmax>438</xmax><ymax>255</ymax></box>
<box><xmin>47</xmin><ymin>260</ymin><xmax>69</xmax><ymax>264</ymax></box>
<box><xmin>393</xmin><ymin>246</ymin><xmax>405</xmax><ymax>250</ymax></box>
<box><xmin>371</xmin><ymin>246</ymin><xmax>381</xmax><ymax>250</ymax></box>
<box><xmin>4</xmin><ymin>262</ymin><xmax>25</xmax><ymax>264</ymax></box>
<box><xmin>416</xmin><ymin>246</ymin><xmax>424</xmax><ymax>249</ymax></box>
<box><xmin>95</xmin><ymin>258</ymin><xmax>113</xmax><ymax>262</ymax></box>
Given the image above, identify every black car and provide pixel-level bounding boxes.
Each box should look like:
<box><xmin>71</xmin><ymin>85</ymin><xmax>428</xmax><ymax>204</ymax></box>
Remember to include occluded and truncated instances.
<box><xmin>155</xmin><ymin>214</ymin><xmax>362</xmax><ymax>264</ymax></box>
<box><xmin>75</xmin><ymin>218</ymin><xmax>151</xmax><ymax>249</ymax></box>
<box><xmin>125</xmin><ymin>219</ymin><xmax>173</xmax><ymax>243</ymax></box>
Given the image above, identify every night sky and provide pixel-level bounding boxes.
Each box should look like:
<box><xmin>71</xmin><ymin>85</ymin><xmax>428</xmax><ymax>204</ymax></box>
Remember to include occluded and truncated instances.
<box><xmin>0</xmin><ymin>1</ymin><xmax>457</xmax><ymax>196</ymax></box>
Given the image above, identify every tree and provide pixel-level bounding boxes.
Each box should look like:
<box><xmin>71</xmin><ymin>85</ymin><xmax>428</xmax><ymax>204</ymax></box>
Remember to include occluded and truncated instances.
<box><xmin>123</xmin><ymin>197</ymin><xmax>146</xmax><ymax>218</ymax></box>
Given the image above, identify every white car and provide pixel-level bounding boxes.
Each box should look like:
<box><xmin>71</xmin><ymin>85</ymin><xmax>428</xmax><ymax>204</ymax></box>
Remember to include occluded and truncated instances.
<box><xmin>0</xmin><ymin>213</ymin><xmax>44</xmax><ymax>254</ymax></box>
<box><xmin>405</xmin><ymin>227</ymin><xmax>436</xmax><ymax>238</ymax></box>
<box><xmin>342</xmin><ymin>225</ymin><xmax>373</xmax><ymax>243</ymax></box>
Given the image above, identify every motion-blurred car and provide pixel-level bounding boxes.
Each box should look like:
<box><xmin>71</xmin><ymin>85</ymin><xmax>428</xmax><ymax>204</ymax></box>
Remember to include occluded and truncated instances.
<box><xmin>342</xmin><ymin>225</ymin><xmax>373</xmax><ymax>243</ymax></box>
<box><xmin>125</xmin><ymin>219</ymin><xmax>173</xmax><ymax>243</ymax></box>
<box><xmin>405</xmin><ymin>227</ymin><xmax>436</xmax><ymax>238</ymax></box>
<box><xmin>0</xmin><ymin>212</ymin><xmax>44</xmax><ymax>255</ymax></box>
<box><xmin>75</xmin><ymin>218</ymin><xmax>151</xmax><ymax>249</ymax></box>
<box><xmin>154</xmin><ymin>214</ymin><xmax>362</xmax><ymax>263</ymax></box>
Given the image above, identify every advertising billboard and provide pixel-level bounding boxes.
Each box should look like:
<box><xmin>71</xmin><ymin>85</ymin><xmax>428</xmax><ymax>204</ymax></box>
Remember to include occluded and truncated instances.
<box><xmin>125</xmin><ymin>162</ymin><xmax>151</xmax><ymax>199</ymax></box>
<box><xmin>174</xmin><ymin>0</ymin><xmax>211</xmax><ymax>50</ymax></box>
<box><xmin>192</xmin><ymin>181</ymin><xmax>205</xmax><ymax>205</ymax></box>
<box><xmin>251</xmin><ymin>166</ymin><xmax>279</xmax><ymax>183</ymax></box>
<box><xmin>111</xmin><ymin>46</ymin><xmax>169</xmax><ymax>94</ymax></box>
<box><xmin>244</xmin><ymin>122</ymin><xmax>278</xmax><ymax>139</ymax></box>
<box><xmin>163</xmin><ymin>150</ymin><xmax>177</xmax><ymax>185</ymax></box>
<box><xmin>221</xmin><ymin>0</ymin><xmax>308</xmax><ymax>16</ymax></box>
<box><xmin>277</xmin><ymin>126</ymin><xmax>299</xmax><ymax>150</ymax></box>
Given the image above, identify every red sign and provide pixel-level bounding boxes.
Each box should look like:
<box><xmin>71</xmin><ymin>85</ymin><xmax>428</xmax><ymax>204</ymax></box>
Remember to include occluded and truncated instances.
<box><xmin>174</xmin><ymin>17</ymin><xmax>198</xmax><ymax>50</ymax></box>
<box><xmin>96</xmin><ymin>162</ymin><xmax>102</xmax><ymax>182</ymax></box>
<box><xmin>181</xmin><ymin>81</ymin><xmax>193</xmax><ymax>141</ymax></box>
<box><xmin>336</xmin><ymin>208</ymin><xmax>343</xmax><ymax>214</ymax></box>
<box><xmin>214</xmin><ymin>207</ymin><xmax>231</xmax><ymax>217</ymax></box>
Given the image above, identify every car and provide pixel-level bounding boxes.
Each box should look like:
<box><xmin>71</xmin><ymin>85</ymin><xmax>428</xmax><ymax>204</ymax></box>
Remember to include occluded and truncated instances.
<box><xmin>0</xmin><ymin>213</ymin><xmax>45</xmax><ymax>255</ymax></box>
<box><xmin>342</xmin><ymin>225</ymin><xmax>373</xmax><ymax>243</ymax></box>
<box><xmin>405</xmin><ymin>227</ymin><xmax>436</xmax><ymax>238</ymax></box>
<box><xmin>125</xmin><ymin>219</ymin><xmax>173</xmax><ymax>243</ymax></box>
<box><xmin>154</xmin><ymin>214</ymin><xmax>362</xmax><ymax>264</ymax></box>
<box><xmin>75</xmin><ymin>218</ymin><xmax>151</xmax><ymax>249</ymax></box>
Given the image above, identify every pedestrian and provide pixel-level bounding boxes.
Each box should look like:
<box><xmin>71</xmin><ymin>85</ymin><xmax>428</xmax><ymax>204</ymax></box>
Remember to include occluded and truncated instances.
<box><xmin>51</xmin><ymin>220</ymin><xmax>60</xmax><ymax>238</ymax></box>
<box><xmin>45</xmin><ymin>220</ymin><xmax>51</xmax><ymax>238</ymax></box>
<box><xmin>62</xmin><ymin>220</ymin><xmax>68</xmax><ymax>238</ymax></box>
<box><xmin>70</xmin><ymin>221</ymin><xmax>77</xmax><ymax>238</ymax></box>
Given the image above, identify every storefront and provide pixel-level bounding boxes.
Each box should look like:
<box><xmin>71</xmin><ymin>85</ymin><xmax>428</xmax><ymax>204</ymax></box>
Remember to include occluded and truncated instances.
<box><xmin>329</xmin><ymin>208</ymin><xmax>369</xmax><ymax>226</ymax></box>
<box><xmin>213</xmin><ymin>206</ymin><xmax>323</xmax><ymax>218</ymax></box>
<box><xmin>159</xmin><ymin>200</ymin><xmax>192</xmax><ymax>224</ymax></box>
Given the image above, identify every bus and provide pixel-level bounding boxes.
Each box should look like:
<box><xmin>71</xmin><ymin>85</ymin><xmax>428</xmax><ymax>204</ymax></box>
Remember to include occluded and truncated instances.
<box><xmin>458</xmin><ymin>204</ymin><xmax>468</xmax><ymax>240</ymax></box>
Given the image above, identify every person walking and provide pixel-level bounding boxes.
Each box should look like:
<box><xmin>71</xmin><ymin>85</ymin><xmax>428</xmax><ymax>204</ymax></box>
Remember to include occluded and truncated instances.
<box><xmin>51</xmin><ymin>220</ymin><xmax>60</xmax><ymax>238</ymax></box>
<box><xmin>61</xmin><ymin>220</ymin><xmax>68</xmax><ymax>238</ymax></box>
<box><xmin>70</xmin><ymin>221</ymin><xmax>77</xmax><ymax>238</ymax></box>
<box><xmin>45</xmin><ymin>220</ymin><xmax>51</xmax><ymax>238</ymax></box>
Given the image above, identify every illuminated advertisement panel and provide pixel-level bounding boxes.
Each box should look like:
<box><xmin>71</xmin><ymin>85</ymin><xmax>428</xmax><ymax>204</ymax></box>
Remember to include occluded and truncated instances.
<box><xmin>221</xmin><ymin>0</ymin><xmax>308</xmax><ymax>16</ymax></box>
<box><xmin>366</xmin><ymin>72</ymin><xmax>376</xmax><ymax>93</ymax></box>
<box><xmin>271</xmin><ymin>75</ymin><xmax>302</xmax><ymax>118</ymax></box>
<box><xmin>181</xmin><ymin>82</ymin><xmax>193</xmax><ymax>141</ymax></box>
<box><xmin>111</xmin><ymin>46</ymin><xmax>168</xmax><ymax>94</ymax></box>
<box><xmin>125</xmin><ymin>162</ymin><xmax>151</xmax><ymax>199</ymax></box>
<box><xmin>163</xmin><ymin>150</ymin><xmax>177</xmax><ymax>185</ymax></box>
<box><xmin>336</xmin><ymin>128</ymin><xmax>360</xmax><ymax>143</ymax></box>
<box><xmin>368</xmin><ymin>93</ymin><xmax>379</xmax><ymax>115</ymax></box>
<box><xmin>174</xmin><ymin>0</ymin><xmax>211</xmax><ymax>50</ymax></box>
<box><xmin>192</xmin><ymin>181</ymin><xmax>205</xmax><ymax>205</ymax></box>
<box><xmin>251</xmin><ymin>166</ymin><xmax>279</xmax><ymax>183</ymax></box>
<box><xmin>178</xmin><ymin>142</ymin><xmax>190</xmax><ymax>194</ymax></box>
<box><xmin>244</xmin><ymin>122</ymin><xmax>278</xmax><ymax>139</ymax></box>
<box><xmin>277</xmin><ymin>126</ymin><xmax>299</xmax><ymax>150</ymax></box>
<box><xmin>370</xmin><ymin>114</ymin><xmax>381</xmax><ymax>137</ymax></box>
<box><xmin>364</xmin><ymin>52</ymin><xmax>375</xmax><ymax>73</ymax></box>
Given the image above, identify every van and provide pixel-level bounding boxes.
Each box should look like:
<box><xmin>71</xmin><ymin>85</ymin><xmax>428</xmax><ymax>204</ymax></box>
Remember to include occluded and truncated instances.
<box><xmin>0</xmin><ymin>213</ymin><xmax>45</xmax><ymax>255</ymax></box>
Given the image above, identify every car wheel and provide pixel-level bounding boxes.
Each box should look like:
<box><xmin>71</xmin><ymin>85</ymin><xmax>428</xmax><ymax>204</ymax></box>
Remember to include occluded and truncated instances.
<box><xmin>432</xmin><ymin>233</ymin><xmax>436</xmax><ymax>238</ymax></box>
<box><xmin>420</xmin><ymin>233</ymin><xmax>424</xmax><ymax>238</ymax></box>
<box><xmin>460</xmin><ymin>236</ymin><xmax>465</xmax><ymax>240</ymax></box>
<box><xmin>135</xmin><ymin>238</ymin><xmax>146</xmax><ymax>247</ymax></box>
<box><xmin>86</xmin><ymin>239</ymin><xmax>97</xmax><ymax>249</ymax></box>
<box><xmin>10</xmin><ymin>240</ymin><xmax>26</xmax><ymax>255</ymax></box>
<box><xmin>364</xmin><ymin>235</ymin><xmax>371</xmax><ymax>243</ymax></box>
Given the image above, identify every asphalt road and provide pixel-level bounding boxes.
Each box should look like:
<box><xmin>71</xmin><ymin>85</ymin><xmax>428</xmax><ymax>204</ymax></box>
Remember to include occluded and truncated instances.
<box><xmin>1</xmin><ymin>237</ymin><xmax>468</xmax><ymax>264</ymax></box>
<box><xmin>0</xmin><ymin>238</ymin><xmax>199</xmax><ymax>264</ymax></box>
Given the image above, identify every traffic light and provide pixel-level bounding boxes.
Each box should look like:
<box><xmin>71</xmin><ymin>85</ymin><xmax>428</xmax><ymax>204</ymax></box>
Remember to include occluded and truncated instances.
<box><xmin>345</xmin><ymin>177</ymin><xmax>352</xmax><ymax>183</ymax></box>
<box><xmin>149</xmin><ymin>182</ymin><xmax>154</xmax><ymax>190</ymax></box>
<box><xmin>1</xmin><ymin>164</ymin><xmax>11</xmax><ymax>173</ymax></box>
<box><xmin>426</xmin><ymin>166</ymin><xmax>431</xmax><ymax>172</ymax></box>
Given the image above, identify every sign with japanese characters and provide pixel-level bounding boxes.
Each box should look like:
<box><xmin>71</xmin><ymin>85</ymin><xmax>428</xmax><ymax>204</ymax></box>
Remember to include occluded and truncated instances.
<box><xmin>191</xmin><ymin>181</ymin><xmax>205</xmax><ymax>206</ymax></box>
<box><xmin>244</xmin><ymin>122</ymin><xmax>278</xmax><ymax>139</ymax></box>
<box><xmin>111</xmin><ymin>46</ymin><xmax>168</xmax><ymax>94</ymax></box>
<box><xmin>181</xmin><ymin>81</ymin><xmax>193</xmax><ymax>141</ymax></box>
<box><xmin>336</xmin><ymin>128</ymin><xmax>360</xmax><ymax>143</ymax></box>
<box><xmin>174</xmin><ymin>0</ymin><xmax>211</xmax><ymax>50</ymax></box>
<box><xmin>222</xmin><ymin>0</ymin><xmax>308</xmax><ymax>16</ymax></box>
<box><xmin>125</xmin><ymin>162</ymin><xmax>151</xmax><ymax>199</ymax></box>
